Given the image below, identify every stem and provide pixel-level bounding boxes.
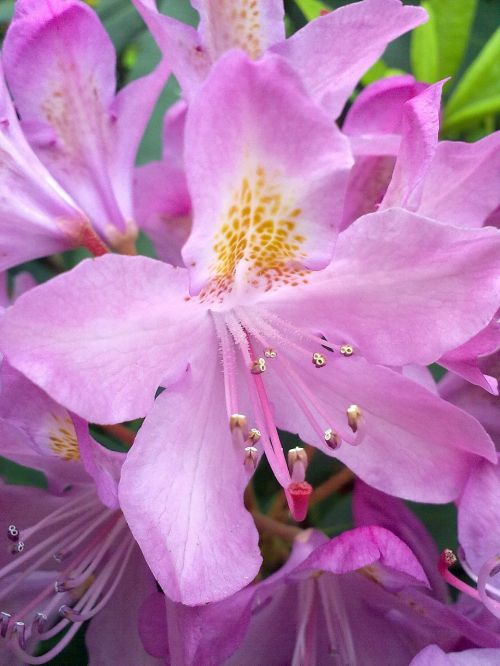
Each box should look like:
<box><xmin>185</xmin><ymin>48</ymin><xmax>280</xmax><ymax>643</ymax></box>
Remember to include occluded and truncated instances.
<box><xmin>100</xmin><ymin>424</ymin><xmax>135</xmax><ymax>447</ymax></box>
<box><xmin>309</xmin><ymin>468</ymin><xmax>354</xmax><ymax>507</ymax></box>
<box><xmin>252</xmin><ymin>511</ymin><xmax>302</xmax><ymax>542</ymax></box>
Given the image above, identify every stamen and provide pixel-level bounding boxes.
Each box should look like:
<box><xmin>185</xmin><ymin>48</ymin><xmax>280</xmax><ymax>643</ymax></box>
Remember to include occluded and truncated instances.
<box><xmin>288</xmin><ymin>447</ymin><xmax>308</xmax><ymax>482</ymax></box>
<box><xmin>214</xmin><ymin>315</ymin><xmax>240</xmax><ymax>417</ymax></box>
<box><xmin>248</xmin><ymin>428</ymin><xmax>261</xmax><ymax>442</ymax></box>
<box><xmin>346</xmin><ymin>405</ymin><xmax>361</xmax><ymax>433</ymax></box>
<box><xmin>339</xmin><ymin>345</ymin><xmax>353</xmax><ymax>357</ymax></box>
<box><xmin>438</xmin><ymin>549</ymin><xmax>481</xmax><ymax>602</ymax></box>
<box><xmin>251</xmin><ymin>357</ymin><xmax>266</xmax><ymax>374</ymax></box>
<box><xmin>324</xmin><ymin>429</ymin><xmax>341</xmax><ymax>449</ymax></box>
<box><xmin>7</xmin><ymin>525</ymin><xmax>19</xmax><ymax>542</ymax></box>
<box><xmin>243</xmin><ymin>446</ymin><xmax>258</xmax><ymax>472</ymax></box>
<box><xmin>478</xmin><ymin>555</ymin><xmax>500</xmax><ymax>619</ymax></box>
<box><xmin>264</xmin><ymin>348</ymin><xmax>277</xmax><ymax>358</ymax></box>
<box><xmin>230</xmin><ymin>413</ymin><xmax>248</xmax><ymax>432</ymax></box>
<box><xmin>312</xmin><ymin>352</ymin><xmax>326</xmax><ymax>368</ymax></box>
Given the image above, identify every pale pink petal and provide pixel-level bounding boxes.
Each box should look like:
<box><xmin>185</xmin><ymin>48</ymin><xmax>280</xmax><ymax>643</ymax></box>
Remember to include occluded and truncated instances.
<box><xmin>271</xmin><ymin>0</ymin><xmax>427</xmax><ymax>117</ymax></box>
<box><xmin>192</xmin><ymin>0</ymin><xmax>285</xmax><ymax>60</ymax></box>
<box><xmin>0</xmin><ymin>65</ymin><xmax>87</xmax><ymax>269</ymax></box>
<box><xmin>381</xmin><ymin>82</ymin><xmax>444</xmax><ymax>210</ymax></box>
<box><xmin>131</xmin><ymin>0</ymin><xmax>211</xmax><ymax>98</ymax></box>
<box><xmin>439</xmin><ymin>319</ymin><xmax>500</xmax><ymax>394</ymax></box>
<box><xmin>72</xmin><ymin>415</ymin><xmax>124</xmax><ymax>509</ymax></box>
<box><xmin>0</xmin><ymin>362</ymin><xmax>87</xmax><ymax>492</ymax></box>
<box><xmin>266</xmin><ymin>209</ymin><xmax>500</xmax><ymax>366</ymax></box>
<box><xmin>182</xmin><ymin>50</ymin><xmax>352</xmax><ymax>294</ymax></box>
<box><xmin>3</xmin><ymin>0</ymin><xmax>168</xmax><ymax>250</ymax></box>
<box><xmin>268</xmin><ymin>352</ymin><xmax>496</xmax><ymax>502</ymax></box>
<box><xmin>458</xmin><ymin>458</ymin><xmax>500</xmax><ymax>580</ymax></box>
<box><xmin>344</xmin><ymin>75</ymin><xmax>428</xmax><ymax>137</ymax></box>
<box><xmin>410</xmin><ymin>645</ymin><xmax>500</xmax><ymax>666</ymax></box>
<box><xmin>119</xmin><ymin>355</ymin><xmax>261</xmax><ymax>605</ymax></box>
<box><xmin>134</xmin><ymin>161</ymin><xmax>191</xmax><ymax>265</ymax></box>
<box><xmin>416</xmin><ymin>132</ymin><xmax>500</xmax><ymax>228</ymax></box>
<box><xmin>0</xmin><ymin>255</ymin><xmax>207</xmax><ymax>423</ymax></box>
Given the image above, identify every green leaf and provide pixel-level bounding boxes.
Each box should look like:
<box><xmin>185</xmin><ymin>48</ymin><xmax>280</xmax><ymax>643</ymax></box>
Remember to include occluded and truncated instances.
<box><xmin>294</xmin><ymin>0</ymin><xmax>331</xmax><ymax>21</ymax></box>
<box><xmin>411</xmin><ymin>0</ymin><xmax>477</xmax><ymax>83</ymax></box>
<box><xmin>360</xmin><ymin>59</ymin><xmax>406</xmax><ymax>86</ymax></box>
<box><xmin>443</xmin><ymin>27</ymin><xmax>500</xmax><ymax>132</ymax></box>
<box><xmin>410</xmin><ymin>1</ymin><xmax>439</xmax><ymax>82</ymax></box>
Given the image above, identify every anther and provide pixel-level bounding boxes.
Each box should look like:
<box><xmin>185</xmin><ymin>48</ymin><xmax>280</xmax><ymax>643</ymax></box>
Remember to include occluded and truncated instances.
<box><xmin>0</xmin><ymin>612</ymin><xmax>11</xmax><ymax>638</ymax></box>
<box><xmin>55</xmin><ymin>580</ymin><xmax>68</xmax><ymax>593</ymax></box>
<box><xmin>11</xmin><ymin>541</ymin><xmax>25</xmax><ymax>554</ymax></box>
<box><xmin>7</xmin><ymin>525</ymin><xmax>19</xmax><ymax>542</ymax></box>
<box><xmin>324</xmin><ymin>428</ymin><xmax>341</xmax><ymax>449</ymax></box>
<box><xmin>264</xmin><ymin>348</ymin><xmax>277</xmax><ymax>358</ymax></box>
<box><xmin>312</xmin><ymin>352</ymin><xmax>326</xmax><ymax>368</ymax></box>
<box><xmin>288</xmin><ymin>447</ymin><xmax>308</xmax><ymax>482</ymax></box>
<box><xmin>244</xmin><ymin>446</ymin><xmax>258</xmax><ymax>471</ymax></box>
<box><xmin>251</xmin><ymin>358</ymin><xmax>266</xmax><ymax>374</ymax></box>
<box><xmin>12</xmin><ymin>621</ymin><xmax>26</xmax><ymax>650</ymax></box>
<box><xmin>59</xmin><ymin>605</ymin><xmax>82</xmax><ymax>622</ymax></box>
<box><xmin>248</xmin><ymin>428</ymin><xmax>261</xmax><ymax>443</ymax></box>
<box><xmin>340</xmin><ymin>345</ymin><xmax>353</xmax><ymax>356</ymax></box>
<box><xmin>32</xmin><ymin>613</ymin><xmax>47</xmax><ymax>634</ymax></box>
<box><xmin>442</xmin><ymin>549</ymin><xmax>457</xmax><ymax>567</ymax></box>
<box><xmin>230</xmin><ymin>414</ymin><xmax>247</xmax><ymax>431</ymax></box>
<box><xmin>346</xmin><ymin>405</ymin><xmax>361</xmax><ymax>433</ymax></box>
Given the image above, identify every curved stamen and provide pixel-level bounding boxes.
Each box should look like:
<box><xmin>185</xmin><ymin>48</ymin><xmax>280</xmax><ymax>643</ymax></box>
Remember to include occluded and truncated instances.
<box><xmin>478</xmin><ymin>555</ymin><xmax>500</xmax><ymax>618</ymax></box>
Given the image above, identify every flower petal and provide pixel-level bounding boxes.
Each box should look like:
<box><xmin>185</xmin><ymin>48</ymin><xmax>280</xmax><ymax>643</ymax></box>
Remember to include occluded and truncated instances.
<box><xmin>267</xmin><ymin>208</ymin><xmax>500</xmax><ymax>366</ymax></box>
<box><xmin>119</xmin><ymin>354</ymin><xmax>261</xmax><ymax>605</ymax></box>
<box><xmin>416</xmin><ymin>133</ymin><xmax>500</xmax><ymax>229</ymax></box>
<box><xmin>192</xmin><ymin>0</ymin><xmax>285</xmax><ymax>60</ymax></box>
<box><xmin>410</xmin><ymin>645</ymin><xmax>500</xmax><ymax>666</ymax></box>
<box><xmin>271</xmin><ymin>0</ymin><xmax>427</xmax><ymax>117</ymax></box>
<box><xmin>85</xmin><ymin>546</ymin><xmax>160</xmax><ymax>666</ymax></box>
<box><xmin>182</xmin><ymin>50</ymin><xmax>352</xmax><ymax>294</ymax></box>
<box><xmin>296</xmin><ymin>526</ymin><xmax>428</xmax><ymax>587</ymax></box>
<box><xmin>269</xmin><ymin>353</ymin><xmax>496</xmax><ymax>501</ymax></box>
<box><xmin>0</xmin><ymin>66</ymin><xmax>86</xmax><ymax>269</ymax></box>
<box><xmin>381</xmin><ymin>81</ymin><xmax>444</xmax><ymax>210</ymax></box>
<box><xmin>353</xmin><ymin>480</ymin><xmax>448</xmax><ymax>600</ymax></box>
<box><xmin>3</xmin><ymin>0</ymin><xmax>167</xmax><ymax>248</ymax></box>
<box><xmin>0</xmin><ymin>255</ymin><xmax>206</xmax><ymax>423</ymax></box>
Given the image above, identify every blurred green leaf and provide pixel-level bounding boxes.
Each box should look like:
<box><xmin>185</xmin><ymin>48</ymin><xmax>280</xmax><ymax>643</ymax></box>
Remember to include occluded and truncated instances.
<box><xmin>294</xmin><ymin>0</ymin><xmax>331</xmax><ymax>20</ymax></box>
<box><xmin>443</xmin><ymin>27</ymin><xmax>500</xmax><ymax>132</ymax></box>
<box><xmin>360</xmin><ymin>59</ymin><xmax>407</xmax><ymax>86</ymax></box>
<box><xmin>410</xmin><ymin>1</ymin><xmax>439</xmax><ymax>81</ymax></box>
<box><xmin>411</xmin><ymin>0</ymin><xmax>477</xmax><ymax>83</ymax></box>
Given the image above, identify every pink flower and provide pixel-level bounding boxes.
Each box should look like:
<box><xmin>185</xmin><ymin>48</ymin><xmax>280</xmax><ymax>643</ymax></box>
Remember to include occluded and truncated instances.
<box><xmin>0</xmin><ymin>412</ymin><xmax>158</xmax><ymax>664</ymax></box>
<box><xmin>133</xmin><ymin>0</ymin><xmax>426</xmax><ymax>116</ymax></box>
<box><xmin>0</xmin><ymin>0</ymin><xmax>168</xmax><ymax>268</ymax></box>
<box><xmin>1</xmin><ymin>51</ymin><xmax>499</xmax><ymax>604</ymax></box>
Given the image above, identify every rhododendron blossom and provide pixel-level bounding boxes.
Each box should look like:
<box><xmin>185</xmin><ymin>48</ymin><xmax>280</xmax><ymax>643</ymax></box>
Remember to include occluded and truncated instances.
<box><xmin>2</xmin><ymin>51</ymin><xmax>499</xmax><ymax>604</ymax></box>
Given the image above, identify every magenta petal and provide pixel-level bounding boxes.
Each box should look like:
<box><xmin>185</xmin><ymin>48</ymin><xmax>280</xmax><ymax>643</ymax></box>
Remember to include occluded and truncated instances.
<box><xmin>271</xmin><ymin>0</ymin><xmax>427</xmax><ymax>117</ymax></box>
<box><xmin>85</xmin><ymin>547</ymin><xmax>160</xmax><ymax>666</ymax></box>
<box><xmin>0</xmin><ymin>255</ymin><xmax>206</xmax><ymax>423</ymax></box>
<box><xmin>119</xmin><ymin>358</ymin><xmax>261</xmax><ymax>605</ymax></box>
<box><xmin>353</xmin><ymin>480</ymin><xmax>448</xmax><ymax>600</ymax></box>
<box><xmin>295</xmin><ymin>526</ymin><xmax>428</xmax><ymax>587</ymax></box>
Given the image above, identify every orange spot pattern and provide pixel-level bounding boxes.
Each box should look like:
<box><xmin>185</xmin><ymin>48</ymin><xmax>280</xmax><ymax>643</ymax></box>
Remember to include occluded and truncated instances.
<box><xmin>207</xmin><ymin>0</ymin><xmax>263</xmax><ymax>59</ymax></box>
<box><xmin>48</xmin><ymin>415</ymin><xmax>80</xmax><ymax>462</ymax></box>
<box><xmin>201</xmin><ymin>166</ymin><xmax>309</xmax><ymax>301</ymax></box>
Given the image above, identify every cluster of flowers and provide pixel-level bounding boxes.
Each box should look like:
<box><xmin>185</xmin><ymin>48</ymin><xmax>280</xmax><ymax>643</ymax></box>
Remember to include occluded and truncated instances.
<box><xmin>0</xmin><ymin>0</ymin><xmax>499</xmax><ymax>663</ymax></box>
